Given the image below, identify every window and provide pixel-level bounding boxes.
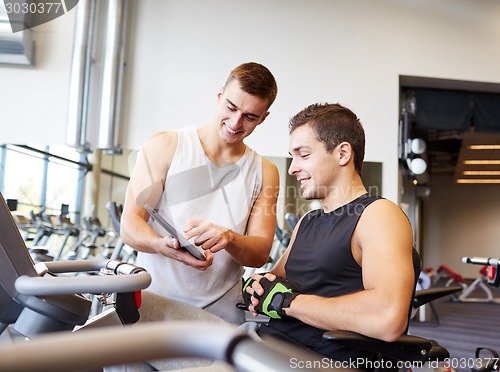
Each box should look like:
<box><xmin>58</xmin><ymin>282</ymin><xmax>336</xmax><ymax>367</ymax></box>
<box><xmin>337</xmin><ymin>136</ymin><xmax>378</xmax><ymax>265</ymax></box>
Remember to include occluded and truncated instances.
<box><xmin>0</xmin><ymin>144</ymin><xmax>86</xmax><ymax>223</ymax></box>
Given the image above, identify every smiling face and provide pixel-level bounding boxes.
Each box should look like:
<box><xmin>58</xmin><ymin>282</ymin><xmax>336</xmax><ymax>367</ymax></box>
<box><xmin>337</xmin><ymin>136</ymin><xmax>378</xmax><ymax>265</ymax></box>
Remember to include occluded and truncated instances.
<box><xmin>288</xmin><ymin>124</ymin><xmax>341</xmax><ymax>201</ymax></box>
<box><xmin>214</xmin><ymin>80</ymin><xmax>270</xmax><ymax>144</ymax></box>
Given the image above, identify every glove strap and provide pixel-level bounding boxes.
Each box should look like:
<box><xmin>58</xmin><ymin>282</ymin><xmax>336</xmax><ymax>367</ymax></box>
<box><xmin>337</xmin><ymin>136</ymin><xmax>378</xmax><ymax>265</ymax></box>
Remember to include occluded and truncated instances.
<box><xmin>281</xmin><ymin>291</ymin><xmax>299</xmax><ymax>315</ymax></box>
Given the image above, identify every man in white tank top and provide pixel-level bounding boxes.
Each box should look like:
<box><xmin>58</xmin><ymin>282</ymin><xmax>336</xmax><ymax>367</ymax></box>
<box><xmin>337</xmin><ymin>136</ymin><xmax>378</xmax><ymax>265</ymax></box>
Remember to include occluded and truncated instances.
<box><xmin>120</xmin><ymin>62</ymin><xmax>279</xmax><ymax>325</ymax></box>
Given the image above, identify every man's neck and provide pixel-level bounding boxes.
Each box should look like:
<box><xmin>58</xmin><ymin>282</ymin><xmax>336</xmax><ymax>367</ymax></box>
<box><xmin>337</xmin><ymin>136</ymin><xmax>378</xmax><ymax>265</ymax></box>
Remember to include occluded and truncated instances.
<box><xmin>197</xmin><ymin>125</ymin><xmax>246</xmax><ymax>166</ymax></box>
<box><xmin>322</xmin><ymin>176</ymin><xmax>367</xmax><ymax>213</ymax></box>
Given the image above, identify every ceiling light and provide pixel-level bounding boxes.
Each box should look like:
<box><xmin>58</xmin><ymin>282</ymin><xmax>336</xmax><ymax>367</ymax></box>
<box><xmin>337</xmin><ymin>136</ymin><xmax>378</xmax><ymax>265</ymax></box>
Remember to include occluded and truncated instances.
<box><xmin>463</xmin><ymin>171</ymin><xmax>500</xmax><ymax>176</ymax></box>
<box><xmin>456</xmin><ymin>179</ymin><xmax>500</xmax><ymax>184</ymax></box>
<box><xmin>468</xmin><ymin>145</ymin><xmax>500</xmax><ymax>150</ymax></box>
<box><xmin>408</xmin><ymin>158</ymin><xmax>427</xmax><ymax>175</ymax></box>
<box><xmin>463</xmin><ymin>160</ymin><xmax>500</xmax><ymax>165</ymax></box>
<box><xmin>410</xmin><ymin>138</ymin><xmax>426</xmax><ymax>155</ymax></box>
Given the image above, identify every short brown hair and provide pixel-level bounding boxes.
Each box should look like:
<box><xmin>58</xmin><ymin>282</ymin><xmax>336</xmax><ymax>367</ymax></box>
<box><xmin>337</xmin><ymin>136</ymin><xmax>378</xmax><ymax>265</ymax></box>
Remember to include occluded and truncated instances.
<box><xmin>289</xmin><ymin>103</ymin><xmax>365</xmax><ymax>174</ymax></box>
<box><xmin>224</xmin><ymin>62</ymin><xmax>278</xmax><ymax>109</ymax></box>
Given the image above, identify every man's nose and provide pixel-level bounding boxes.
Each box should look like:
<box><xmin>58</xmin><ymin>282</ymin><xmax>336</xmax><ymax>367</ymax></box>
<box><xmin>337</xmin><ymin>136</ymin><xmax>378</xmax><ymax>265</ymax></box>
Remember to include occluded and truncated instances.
<box><xmin>229</xmin><ymin>111</ymin><xmax>244</xmax><ymax>127</ymax></box>
<box><xmin>288</xmin><ymin>158</ymin><xmax>298</xmax><ymax>176</ymax></box>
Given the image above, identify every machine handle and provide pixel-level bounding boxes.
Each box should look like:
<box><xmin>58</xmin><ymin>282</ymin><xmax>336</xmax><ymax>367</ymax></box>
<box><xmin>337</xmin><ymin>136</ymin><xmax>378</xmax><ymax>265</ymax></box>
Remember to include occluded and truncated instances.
<box><xmin>36</xmin><ymin>259</ymin><xmax>145</xmax><ymax>274</ymax></box>
<box><xmin>15</xmin><ymin>270</ymin><xmax>151</xmax><ymax>295</ymax></box>
<box><xmin>462</xmin><ymin>257</ymin><xmax>499</xmax><ymax>267</ymax></box>
<box><xmin>0</xmin><ymin>322</ymin><xmax>332</xmax><ymax>372</ymax></box>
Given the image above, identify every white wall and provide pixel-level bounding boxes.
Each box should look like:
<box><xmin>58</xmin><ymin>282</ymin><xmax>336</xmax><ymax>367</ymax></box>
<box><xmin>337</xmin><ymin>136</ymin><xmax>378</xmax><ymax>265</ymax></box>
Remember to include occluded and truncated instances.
<box><xmin>0</xmin><ymin>9</ymin><xmax>75</xmax><ymax>144</ymax></box>
<box><xmin>2</xmin><ymin>0</ymin><xmax>500</xmax><ymax>203</ymax></box>
<box><xmin>422</xmin><ymin>174</ymin><xmax>500</xmax><ymax>279</ymax></box>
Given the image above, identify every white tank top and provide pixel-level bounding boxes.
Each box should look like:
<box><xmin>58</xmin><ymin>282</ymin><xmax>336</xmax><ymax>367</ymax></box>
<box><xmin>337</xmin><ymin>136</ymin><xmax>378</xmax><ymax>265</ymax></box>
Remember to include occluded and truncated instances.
<box><xmin>135</xmin><ymin>126</ymin><xmax>263</xmax><ymax>311</ymax></box>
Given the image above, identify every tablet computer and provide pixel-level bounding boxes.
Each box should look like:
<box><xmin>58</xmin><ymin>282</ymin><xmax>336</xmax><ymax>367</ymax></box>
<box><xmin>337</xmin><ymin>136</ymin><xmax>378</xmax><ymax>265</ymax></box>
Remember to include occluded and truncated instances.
<box><xmin>144</xmin><ymin>204</ymin><xmax>206</xmax><ymax>261</ymax></box>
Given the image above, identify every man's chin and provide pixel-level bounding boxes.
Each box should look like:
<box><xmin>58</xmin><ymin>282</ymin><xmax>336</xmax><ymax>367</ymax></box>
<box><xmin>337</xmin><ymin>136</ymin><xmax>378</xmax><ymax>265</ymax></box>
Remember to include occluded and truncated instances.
<box><xmin>301</xmin><ymin>191</ymin><xmax>314</xmax><ymax>200</ymax></box>
<box><xmin>221</xmin><ymin>129</ymin><xmax>245</xmax><ymax>143</ymax></box>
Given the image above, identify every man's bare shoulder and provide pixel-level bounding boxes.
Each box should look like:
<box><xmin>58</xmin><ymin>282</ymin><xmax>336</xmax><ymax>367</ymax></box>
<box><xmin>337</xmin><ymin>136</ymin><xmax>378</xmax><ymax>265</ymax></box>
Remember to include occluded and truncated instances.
<box><xmin>262</xmin><ymin>157</ymin><xmax>278</xmax><ymax>172</ymax></box>
<box><xmin>140</xmin><ymin>131</ymin><xmax>179</xmax><ymax>171</ymax></box>
<box><xmin>145</xmin><ymin>131</ymin><xmax>178</xmax><ymax>148</ymax></box>
<box><xmin>359</xmin><ymin>197</ymin><xmax>412</xmax><ymax>234</ymax></box>
<box><xmin>366</xmin><ymin>197</ymin><xmax>406</xmax><ymax>215</ymax></box>
<box><xmin>261</xmin><ymin>157</ymin><xmax>279</xmax><ymax>186</ymax></box>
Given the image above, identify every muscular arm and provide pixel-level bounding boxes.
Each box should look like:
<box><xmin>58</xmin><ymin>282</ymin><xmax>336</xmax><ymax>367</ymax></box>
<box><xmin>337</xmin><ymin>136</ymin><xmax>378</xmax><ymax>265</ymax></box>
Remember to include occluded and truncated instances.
<box><xmin>226</xmin><ymin>158</ymin><xmax>279</xmax><ymax>266</ymax></box>
<box><xmin>120</xmin><ymin>132</ymin><xmax>174</xmax><ymax>252</ymax></box>
<box><xmin>285</xmin><ymin>200</ymin><xmax>414</xmax><ymax>342</ymax></box>
<box><xmin>120</xmin><ymin>132</ymin><xmax>213</xmax><ymax>270</ymax></box>
<box><xmin>185</xmin><ymin>158</ymin><xmax>280</xmax><ymax>268</ymax></box>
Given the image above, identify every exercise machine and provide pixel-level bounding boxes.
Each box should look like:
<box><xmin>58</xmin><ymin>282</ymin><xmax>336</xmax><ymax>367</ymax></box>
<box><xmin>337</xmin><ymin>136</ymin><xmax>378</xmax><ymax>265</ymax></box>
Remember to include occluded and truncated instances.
<box><xmin>21</xmin><ymin>206</ymin><xmax>81</xmax><ymax>262</ymax></box>
<box><xmin>413</xmin><ymin>270</ymin><xmax>444</xmax><ymax>324</ymax></box>
<box><xmin>434</xmin><ymin>262</ymin><xmax>500</xmax><ymax>304</ymax></box>
<box><xmin>63</xmin><ymin>215</ymin><xmax>110</xmax><ymax>261</ymax></box>
<box><xmin>0</xmin><ymin>321</ymin><xmax>337</xmax><ymax>372</ymax></box>
<box><xmin>285</xmin><ymin>212</ymin><xmax>300</xmax><ymax>231</ymax></box>
<box><xmin>0</xmin><ymin>192</ymin><xmax>336</xmax><ymax>371</ymax></box>
<box><xmin>462</xmin><ymin>256</ymin><xmax>500</xmax><ymax>288</ymax></box>
<box><xmin>106</xmin><ymin>200</ymin><xmax>137</xmax><ymax>263</ymax></box>
<box><xmin>0</xmin><ymin>191</ymin><xmax>151</xmax><ymax>343</ymax></box>
<box><xmin>462</xmin><ymin>256</ymin><xmax>500</xmax><ymax>372</ymax></box>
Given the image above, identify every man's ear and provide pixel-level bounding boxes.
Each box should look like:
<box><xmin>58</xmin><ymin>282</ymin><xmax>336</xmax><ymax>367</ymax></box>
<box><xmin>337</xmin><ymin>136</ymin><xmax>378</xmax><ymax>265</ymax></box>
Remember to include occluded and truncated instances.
<box><xmin>338</xmin><ymin>142</ymin><xmax>352</xmax><ymax>166</ymax></box>
<box><xmin>216</xmin><ymin>87</ymin><xmax>224</xmax><ymax>102</ymax></box>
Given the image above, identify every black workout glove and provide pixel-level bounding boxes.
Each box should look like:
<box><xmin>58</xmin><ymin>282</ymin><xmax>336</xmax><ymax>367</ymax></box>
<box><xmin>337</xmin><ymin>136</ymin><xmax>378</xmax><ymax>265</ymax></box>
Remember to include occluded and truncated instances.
<box><xmin>240</xmin><ymin>276</ymin><xmax>256</xmax><ymax>309</ymax></box>
<box><xmin>253</xmin><ymin>276</ymin><xmax>299</xmax><ymax>319</ymax></box>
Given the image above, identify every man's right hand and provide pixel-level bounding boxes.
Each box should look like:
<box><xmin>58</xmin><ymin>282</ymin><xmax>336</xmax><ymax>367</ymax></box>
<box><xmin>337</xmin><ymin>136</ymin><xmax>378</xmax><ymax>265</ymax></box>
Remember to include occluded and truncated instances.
<box><xmin>158</xmin><ymin>236</ymin><xmax>214</xmax><ymax>271</ymax></box>
<box><xmin>243</xmin><ymin>273</ymin><xmax>298</xmax><ymax>319</ymax></box>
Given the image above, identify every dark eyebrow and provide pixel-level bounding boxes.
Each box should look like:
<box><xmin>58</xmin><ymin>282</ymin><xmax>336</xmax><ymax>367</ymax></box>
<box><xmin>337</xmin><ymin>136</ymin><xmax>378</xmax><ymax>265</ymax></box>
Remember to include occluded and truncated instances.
<box><xmin>226</xmin><ymin>98</ymin><xmax>260</xmax><ymax>119</ymax></box>
<box><xmin>291</xmin><ymin>145</ymin><xmax>310</xmax><ymax>153</ymax></box>
<box><xmin>288</xmin><ymin>145</ymin><xmax>311</xmax><ymax>156</ymax></box>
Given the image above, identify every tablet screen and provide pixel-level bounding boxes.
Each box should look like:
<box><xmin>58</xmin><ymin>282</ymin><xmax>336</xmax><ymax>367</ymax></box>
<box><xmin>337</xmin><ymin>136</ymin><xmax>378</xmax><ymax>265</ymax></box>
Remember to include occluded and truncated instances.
<box><xmin>144</xmin><ymin>204</ymin><xmax>206</xmax><ymax>261</ymax></box>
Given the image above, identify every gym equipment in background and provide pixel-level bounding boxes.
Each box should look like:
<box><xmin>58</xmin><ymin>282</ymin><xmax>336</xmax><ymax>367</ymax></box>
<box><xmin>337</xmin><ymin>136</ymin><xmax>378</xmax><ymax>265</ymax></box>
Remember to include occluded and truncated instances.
<box><xmin>462</xmin><ymin>256</ymin><xmax>500</xmax><ymax>372</ymax></box>
<box><xmin>0</xmin><ymin>191</ymin><xmax>151</xmax><ymax>343</ymax></box>
<box><xmin>434</xmin><ymin>263</ymin><xmax>500</xmax><ymax>304</ymax></box>
<box><xmin>462</xmin><ymin>256</ymin><xmax>500</xmax><ymax>288</ymax></box>
<box><xmin>0</xmin><ymin>192</ymin><xmax>334</xmax><ymax>371</ymax></box>
<box><xmin>0</xmin><ymin>321</ymin><xmax>335</xmax><ymax>372</ymax></box>
<box><xmin>106</xmin><ymin>201</ymin><xmax>137</xmax><ymax>263</ymax></box>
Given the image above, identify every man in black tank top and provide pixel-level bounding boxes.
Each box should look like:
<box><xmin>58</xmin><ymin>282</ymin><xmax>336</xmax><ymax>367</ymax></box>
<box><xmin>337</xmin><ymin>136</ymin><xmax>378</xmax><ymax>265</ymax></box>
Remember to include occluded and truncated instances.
<box><xmin>243</xmin><ymin>103</ymin><xmax>415</xmax><ymax>367</ymax></box>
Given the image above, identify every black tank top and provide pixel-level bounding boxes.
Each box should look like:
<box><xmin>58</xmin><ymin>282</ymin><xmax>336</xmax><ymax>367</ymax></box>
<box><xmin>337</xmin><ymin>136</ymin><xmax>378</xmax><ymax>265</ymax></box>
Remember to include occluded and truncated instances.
<box><xmin>258</xmin><ymin>193</ymin><xmax>382</xmax><ymax>362</ymax></box>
